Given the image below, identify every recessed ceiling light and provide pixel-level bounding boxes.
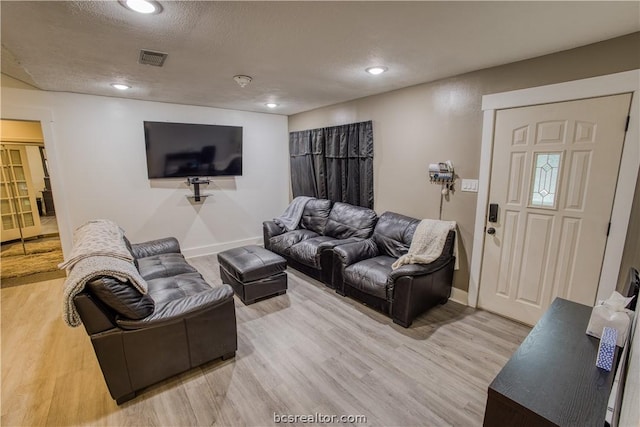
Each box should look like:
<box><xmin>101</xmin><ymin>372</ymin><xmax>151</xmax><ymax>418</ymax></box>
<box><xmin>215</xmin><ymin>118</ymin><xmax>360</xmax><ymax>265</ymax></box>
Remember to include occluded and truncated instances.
<box><xmin>266</xmin><ymin>103</ymin><xmax>278</xmax><ymax>109</ymax></box>
<box><xmin>119</xmin><ymin>0</ymin><xmax>162</xmax><ymax>14</ymax></box>
<box><xmin>111</xmin><ymin>83</ymin><xmax>131</xmax><ymax>90</ymax></box>
<box><xmin>365</xmin><ymin>66</ymin><xmax>388</xmax><ymax>75</ymax></box>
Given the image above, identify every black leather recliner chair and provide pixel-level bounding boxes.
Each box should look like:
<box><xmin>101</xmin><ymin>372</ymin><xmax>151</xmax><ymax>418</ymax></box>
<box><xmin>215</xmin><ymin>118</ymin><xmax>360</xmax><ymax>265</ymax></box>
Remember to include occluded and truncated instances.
<box><xmin>73</xmin><ymin>237</ymin><xmax>237</xmax><ymax>404</ymax></box>
<box><xmin>333</xmin><ymin>211</ymin><xmax>455</xmax><ymax>327</ymax></box>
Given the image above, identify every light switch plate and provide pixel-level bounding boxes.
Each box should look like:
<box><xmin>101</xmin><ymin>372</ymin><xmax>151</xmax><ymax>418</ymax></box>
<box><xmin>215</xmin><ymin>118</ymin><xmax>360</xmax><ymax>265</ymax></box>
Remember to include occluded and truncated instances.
<box><xmin>461</xmin><ymin>179</ymin><xmax>479</xmax><ymax>192</ymax></box>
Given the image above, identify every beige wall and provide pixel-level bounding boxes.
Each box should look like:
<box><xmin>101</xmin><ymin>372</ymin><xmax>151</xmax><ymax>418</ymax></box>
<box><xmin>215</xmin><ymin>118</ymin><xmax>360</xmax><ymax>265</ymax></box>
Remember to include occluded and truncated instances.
<box><xmin>289</xmin><ymin>32</ymin><xmax>640</xmax><ymax>292</ymax></box>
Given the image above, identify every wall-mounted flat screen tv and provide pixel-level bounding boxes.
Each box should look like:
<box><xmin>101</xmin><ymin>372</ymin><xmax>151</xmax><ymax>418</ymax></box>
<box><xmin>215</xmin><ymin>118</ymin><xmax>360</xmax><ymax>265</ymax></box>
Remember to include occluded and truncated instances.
<box><xmin>144</xmin><ymin>121</ymin><xmax>243</xmax><ymax>179</ymax></box>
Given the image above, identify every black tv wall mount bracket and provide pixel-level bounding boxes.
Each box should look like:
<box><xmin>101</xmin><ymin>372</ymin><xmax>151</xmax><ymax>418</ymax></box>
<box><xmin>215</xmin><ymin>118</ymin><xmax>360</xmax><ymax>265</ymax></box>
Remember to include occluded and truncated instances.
<box><xmin>186</xmin><ymin>177</ymin><xmax>211</xmax><ymax>202</ymax></box>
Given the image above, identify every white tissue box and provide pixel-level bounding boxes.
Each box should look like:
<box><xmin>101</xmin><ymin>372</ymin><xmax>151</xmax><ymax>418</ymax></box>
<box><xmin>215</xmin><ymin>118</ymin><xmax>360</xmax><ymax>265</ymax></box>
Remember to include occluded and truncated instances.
<box><xmin>586</xmin><ymin>291</ymin><xmax>634</xmax><ymax>347</ymax></box>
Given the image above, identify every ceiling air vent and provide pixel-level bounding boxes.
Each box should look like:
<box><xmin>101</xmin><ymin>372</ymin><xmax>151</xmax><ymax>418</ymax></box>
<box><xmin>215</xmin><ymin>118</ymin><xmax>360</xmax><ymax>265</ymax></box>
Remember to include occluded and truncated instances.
<box><xmin>138</xmin><ymin>49</ymin><xmax>168</xmax><ymax>67</ymax></box>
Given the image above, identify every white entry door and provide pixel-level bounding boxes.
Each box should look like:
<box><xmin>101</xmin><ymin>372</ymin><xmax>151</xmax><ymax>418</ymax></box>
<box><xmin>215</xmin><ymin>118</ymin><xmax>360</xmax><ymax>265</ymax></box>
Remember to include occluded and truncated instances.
<box><xmin>478</xmin><ymin>94</ymin><xmax>631</xmax><ymax>325</ymax></box>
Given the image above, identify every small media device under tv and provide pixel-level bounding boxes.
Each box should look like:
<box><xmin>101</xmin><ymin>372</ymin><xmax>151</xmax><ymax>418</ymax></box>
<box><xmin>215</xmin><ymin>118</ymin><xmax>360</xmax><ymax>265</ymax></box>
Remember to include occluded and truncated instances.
<box><xmin>144</xmin><ymin>121</ymin><xmax>243</xmax><ymax>179</ymax></box>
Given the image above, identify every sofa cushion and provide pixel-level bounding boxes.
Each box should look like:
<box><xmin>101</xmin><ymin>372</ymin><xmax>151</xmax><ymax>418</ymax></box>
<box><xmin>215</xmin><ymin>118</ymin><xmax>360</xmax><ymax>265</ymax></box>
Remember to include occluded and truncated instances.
<box><xmin>117</xmin><ymin>283</ymin><xmax>234</xmax><ymax>329</ymax></box>
<box><xmin>288</xmin><ymin>236</ymin><xmax>336</xmax><ymax>268</ymax></box>
<box><xmin>324</xmin><ymin>202</ymin><xmax>377</xmax><ymax>239</ymax></box>
<box><xmin>373</xmin><ymin>212</ymin><xmax>420</xmax><ymax>258</ymax></box>
<box><xmin>301</xmin><ymin>198</ymin><xmax>333</xmax><ymax>235</ymax></box>
<box><xmin>87</xmin><ymin>276</ymin><xmax>154</xmax><ymax>320</ymax></box>
<box><xmin>269</xmin><ymin>229</ymin><xmax>319</xmax><ymax>255</ymax></box>
<box><xmin>343</xmin><ymin>255</ymin><xmax>395</xmax><ymax>300</ymax></box>
<box><xmin>130</xmin><ymin>237</ymin><xmax>181</xmax><ymax>259</ymax></box>
<box><xmin>137</xmin><ymin>253</ymin><xmax>198</xmax><ymax>281</ymax></box>
<box><xmin>146</xmin><ymin>272</ymin><xmax>213</xmax><ymax>307</ymax></box>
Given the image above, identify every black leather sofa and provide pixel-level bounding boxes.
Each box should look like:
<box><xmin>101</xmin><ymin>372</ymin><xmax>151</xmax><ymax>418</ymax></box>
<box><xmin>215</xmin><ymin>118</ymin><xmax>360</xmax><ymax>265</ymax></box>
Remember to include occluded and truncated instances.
<box><xmin>333</xmin><ymin>211</ymin><xmax>456</xmax><ymax>327</ymax></box>
<box><xmin>263</xmin><ymin>199</ymin><xmax>377</xmax><ymax>286</ymax></box>
<box><xmin>73</xmin><ymin>237</ymin><xmax>237</xmax><ymax>404</ymax></box>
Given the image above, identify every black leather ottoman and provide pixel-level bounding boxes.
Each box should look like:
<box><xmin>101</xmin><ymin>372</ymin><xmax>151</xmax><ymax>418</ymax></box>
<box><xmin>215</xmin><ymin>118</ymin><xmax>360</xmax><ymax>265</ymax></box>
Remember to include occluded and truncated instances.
<box><xmin>218</xmin><ymin>245</ymin><xmax>287</xmax><ymax>305</ymax></box>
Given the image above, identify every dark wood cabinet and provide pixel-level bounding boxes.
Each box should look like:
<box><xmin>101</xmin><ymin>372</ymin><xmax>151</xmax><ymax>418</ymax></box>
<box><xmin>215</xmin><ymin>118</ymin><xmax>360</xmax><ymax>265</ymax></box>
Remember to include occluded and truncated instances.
<box><xmin>484</xmin><ymin>298</ymin><xmax>618</xmax><ymax>427</ymax></box>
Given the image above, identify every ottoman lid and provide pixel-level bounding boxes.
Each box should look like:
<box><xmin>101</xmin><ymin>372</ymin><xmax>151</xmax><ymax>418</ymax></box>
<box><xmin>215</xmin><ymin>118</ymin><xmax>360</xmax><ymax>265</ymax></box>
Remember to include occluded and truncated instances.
<box><xmin>218</xmin><ymin>245</ymin><xmax>286</xmax><ymax>283</ymax></box>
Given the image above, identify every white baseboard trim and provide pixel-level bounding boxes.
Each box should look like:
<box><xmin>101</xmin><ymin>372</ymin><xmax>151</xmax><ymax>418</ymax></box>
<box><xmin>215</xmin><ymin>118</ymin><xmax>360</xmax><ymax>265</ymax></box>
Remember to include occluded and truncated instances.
<box><xmin>183</xmin><ymin>236</ymin><xmax>263</xmax><ymax>259</ymax></box>
<box><xmin>449</xmin><ymin>287</ymin><xmax>469</xmax><ymax>306</ymax></box>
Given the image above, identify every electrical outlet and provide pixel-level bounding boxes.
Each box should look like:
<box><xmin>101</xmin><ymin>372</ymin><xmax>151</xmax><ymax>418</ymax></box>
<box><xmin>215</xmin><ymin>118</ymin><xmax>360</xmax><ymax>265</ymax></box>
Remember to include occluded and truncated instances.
<box><xmin>461</xmin><ymin>179</ymin><xmax>479</xmax><ymax>192</ymax></box>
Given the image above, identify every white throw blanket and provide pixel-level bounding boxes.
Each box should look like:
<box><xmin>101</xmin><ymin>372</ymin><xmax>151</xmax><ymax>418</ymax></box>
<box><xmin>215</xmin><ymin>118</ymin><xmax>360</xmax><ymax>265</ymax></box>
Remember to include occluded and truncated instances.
<box><xmin>392</xmin><ymin>219</ymin><xmax>456</xmax><ymax>270</ymax></box>
<box><xmin>58</xmin><ymin>219</ymin><xmax>134</xmax><ymax>270</ymax></box>
<box><xmin>62</xmin><ymin>255</ymin><xmax>148</xmax><ymax>327</ymax></box>
<box><xmin>60</xmin><ymin>219</ymin><xmax>147</xmax><ymax>327</ymax></box>
<box><xmin>274</xmin><ymin>196</ymin><xmax>313</xmax><ymax>231</ymax></box>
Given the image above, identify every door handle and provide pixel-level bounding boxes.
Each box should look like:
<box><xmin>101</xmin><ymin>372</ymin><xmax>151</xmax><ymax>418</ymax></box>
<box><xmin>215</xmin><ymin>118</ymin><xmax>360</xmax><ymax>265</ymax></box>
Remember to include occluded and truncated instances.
<box><xmin>487</xmin><ymin>227</ymin><xmax>496</xmax><ymax>235</ymax></box>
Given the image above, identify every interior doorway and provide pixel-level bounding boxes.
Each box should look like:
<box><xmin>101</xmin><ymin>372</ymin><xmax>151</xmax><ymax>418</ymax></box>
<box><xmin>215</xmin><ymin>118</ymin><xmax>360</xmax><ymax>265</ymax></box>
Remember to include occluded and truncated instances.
<box><xmin>1</xmin><ymin>119</ymin><xmax>64</xmax><ymax>287</ymax></box>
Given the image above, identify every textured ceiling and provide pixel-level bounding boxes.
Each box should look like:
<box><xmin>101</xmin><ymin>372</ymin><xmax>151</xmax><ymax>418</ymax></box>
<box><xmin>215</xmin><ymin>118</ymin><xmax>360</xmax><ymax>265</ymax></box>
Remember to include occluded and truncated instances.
<box><xmin>2</xmin><ymin>1</ymin><xmax>639</xmax><ymax>115</ymax></box>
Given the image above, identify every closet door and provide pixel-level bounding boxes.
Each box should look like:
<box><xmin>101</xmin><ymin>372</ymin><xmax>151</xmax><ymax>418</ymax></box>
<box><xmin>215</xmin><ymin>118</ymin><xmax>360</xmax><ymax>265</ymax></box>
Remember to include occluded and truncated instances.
<box><xmin>1</xmin><ymin>146</ymin><xmax>41</xmax><ymax>242</ymax></box>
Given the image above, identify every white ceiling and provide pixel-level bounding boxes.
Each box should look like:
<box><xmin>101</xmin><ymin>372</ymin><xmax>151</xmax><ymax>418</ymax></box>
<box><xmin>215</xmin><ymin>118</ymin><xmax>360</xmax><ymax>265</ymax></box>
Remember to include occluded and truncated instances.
<box><xmin>2</xmin><ymin>1</ymin><xmax>639</xmax><ymax>116</ymax></box>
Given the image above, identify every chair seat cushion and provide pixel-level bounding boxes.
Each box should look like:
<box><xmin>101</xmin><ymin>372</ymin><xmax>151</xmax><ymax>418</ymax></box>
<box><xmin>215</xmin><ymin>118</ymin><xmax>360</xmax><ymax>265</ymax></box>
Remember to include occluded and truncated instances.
<box><xmin>269</xmin><ymin>229</ymin><xmax>319</xmax><ymax>255</ymax></box>
<box><xmin>137</xmin><ymin>253</ymin><xmax>198</xmax><ymax>281</ymax></box>
<box><xmin>217</xmin><ymin>245</ymin><xmax>287</xmax><ymax>283</ymax></box>
<box><xmin>343</xmin><ymin>256</ymin><xmax>395</xmax><ymax>300</ymax></box>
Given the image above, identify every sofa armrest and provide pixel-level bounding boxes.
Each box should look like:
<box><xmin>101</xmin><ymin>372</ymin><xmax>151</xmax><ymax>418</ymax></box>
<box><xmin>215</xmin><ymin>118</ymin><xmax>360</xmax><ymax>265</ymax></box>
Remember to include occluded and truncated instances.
<box><xmin>116</xmin><ymin>284</ymin><xmax>234</xmax><ymax>329</ymax></box>
<box><xmin>333</xmin><ymin>239</ymin><xmax>379</xmax><ymax>267</ymax></box>
<box><xmin>391</xmin><ymin>258</ymin><xmax>455</xmax><ymax>327</ymax></box>
<box><xmin>131</xmin><ymin>237</ymin><xmax>181</xmax><ymax>259</ymax></box>
<box><xmin>388</xmin><ymin>255</ymin><xmax>455</xmax><ymax>282</ymax></box>
<box><xmin>263</xmin><ymin>220</ymin><xmax>285</xmax><ymax>250</ymax></box>
<box><xmin>316</xmin><ymin>237</ymin><xmax>363</xmax><ymax>253</ymax></box>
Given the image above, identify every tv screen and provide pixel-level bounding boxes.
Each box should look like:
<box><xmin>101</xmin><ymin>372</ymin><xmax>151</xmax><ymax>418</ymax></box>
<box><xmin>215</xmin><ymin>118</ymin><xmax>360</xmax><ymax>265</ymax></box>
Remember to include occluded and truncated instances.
<box><xmin>144</xmin><ymin>121</ymin><xmax>243</xmax><ymax>178</ymax></box>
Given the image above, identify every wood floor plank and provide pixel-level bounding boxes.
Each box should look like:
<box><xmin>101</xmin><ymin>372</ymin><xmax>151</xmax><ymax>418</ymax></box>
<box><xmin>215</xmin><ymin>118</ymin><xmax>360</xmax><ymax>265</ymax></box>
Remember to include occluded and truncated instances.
<box><xmin>1</xmin><ymin>256</ymin><xmax>531</xmax><ymax>426</ymax></box>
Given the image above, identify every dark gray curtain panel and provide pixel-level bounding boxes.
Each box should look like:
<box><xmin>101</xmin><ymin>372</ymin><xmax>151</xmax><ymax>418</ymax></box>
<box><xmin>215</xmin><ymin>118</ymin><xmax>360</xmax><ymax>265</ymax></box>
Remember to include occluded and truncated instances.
<box><xmin>289</xmin><ymin>120</ymin><xmax>373</xmax><ymax>209</ymax></box>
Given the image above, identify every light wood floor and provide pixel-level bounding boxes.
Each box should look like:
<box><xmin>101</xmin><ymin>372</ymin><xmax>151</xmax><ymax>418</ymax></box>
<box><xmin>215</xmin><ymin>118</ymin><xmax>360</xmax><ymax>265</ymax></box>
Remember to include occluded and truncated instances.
<box><xmin>1</xmin><ymin>255</ymin><xmax>530</xmax><ymax>426</ymax></box>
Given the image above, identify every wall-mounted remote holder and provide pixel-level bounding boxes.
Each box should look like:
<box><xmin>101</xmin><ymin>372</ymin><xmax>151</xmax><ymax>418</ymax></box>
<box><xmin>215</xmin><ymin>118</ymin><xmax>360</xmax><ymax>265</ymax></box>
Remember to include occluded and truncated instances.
<box><xmin>429</xmin><ymin>160</ymin><xmax>455</xmax><ymax>183</ymax></box>
<box><xmin>429</xmin><ymin>160</ymin><xmax>456</xmax><ymax>220</ymax></box>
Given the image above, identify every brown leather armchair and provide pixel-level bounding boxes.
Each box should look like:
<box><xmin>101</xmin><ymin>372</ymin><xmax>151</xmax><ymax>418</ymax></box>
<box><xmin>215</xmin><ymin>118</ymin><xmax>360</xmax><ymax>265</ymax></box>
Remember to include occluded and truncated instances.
<box><xmin>73</xmin><ymin>237</ymin><xmax>237</xmax><ymax>404</ymax></box>
<box><xmin>333</xmin><ymin>212</ymin><xmax>455</xmax><ymax>327</ymax></box>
